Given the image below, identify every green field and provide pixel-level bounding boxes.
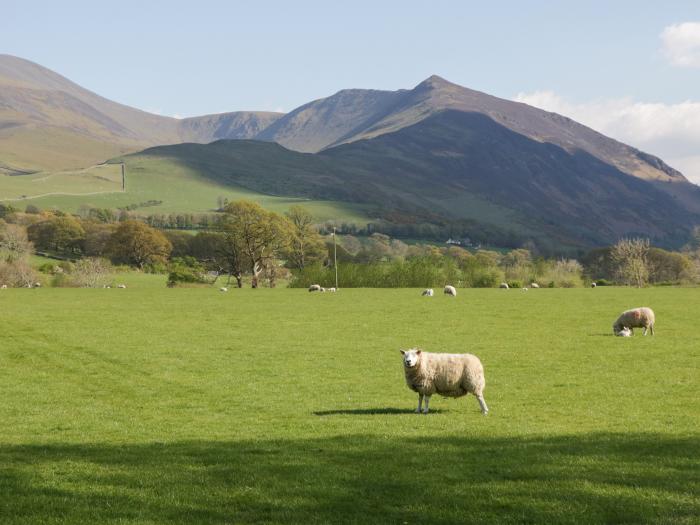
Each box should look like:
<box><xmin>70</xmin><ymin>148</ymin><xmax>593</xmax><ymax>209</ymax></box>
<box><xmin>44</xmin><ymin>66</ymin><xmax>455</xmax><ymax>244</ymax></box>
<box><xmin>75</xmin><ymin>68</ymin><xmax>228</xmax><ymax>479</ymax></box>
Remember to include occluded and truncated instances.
<box><xmin>0</xmin><ymin>154</ymin><xmax>371</xmax><ymax>224</ymax></box>
<box><xmin>1</xmin><ymin>287</ymin><xmax>698</xmax><ymax>524</ymax></box>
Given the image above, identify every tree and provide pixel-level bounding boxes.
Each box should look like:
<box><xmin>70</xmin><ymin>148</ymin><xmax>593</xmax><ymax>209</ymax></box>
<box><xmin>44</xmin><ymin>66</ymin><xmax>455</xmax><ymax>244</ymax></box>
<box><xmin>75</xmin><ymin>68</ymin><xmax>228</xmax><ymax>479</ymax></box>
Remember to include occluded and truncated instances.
<box><xmin>107</xmin><ymin>220</ymin><xmax>172</xmax><ymax>268</ymax></box>
<box><xmin>27</xmin><ymin>215</ymin><xmax>85</xmax><ymax>254</ymax></box>
<box><xmin>283</xmin><ymin>205</ymin><xmax>326</xmax><ymax>270</ymax></box>
<box><xmin>221</xmin><ymin>201</ymin><xmax>290</xmax><ymax>288</ymax></box>
<box><xmin>611</xmin><ymin>238</ymin><xmax>650</xmax><ymax>287</ymax></box>
<box><xmin>0</xmin><ymin>222</ymin><xmax>32</xmax><ymax>262</ymax></box>
<box><xmin>71</xmin><ymin>258</ymin><xmax>111</xmax><ymax>288</ymax></box>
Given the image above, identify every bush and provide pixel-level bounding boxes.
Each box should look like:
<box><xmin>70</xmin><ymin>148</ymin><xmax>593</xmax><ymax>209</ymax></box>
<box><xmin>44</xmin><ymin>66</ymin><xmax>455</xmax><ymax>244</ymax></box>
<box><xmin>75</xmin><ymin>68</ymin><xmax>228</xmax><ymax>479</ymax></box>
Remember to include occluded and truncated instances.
<box><xmin>167</xmin><ymin>257</ymin><xmax>208</xmax><ymax>287</ymax></box>
<box><xmin>508</xmin><ymin>280</ymin><xmax>522</xmax><ymax>289</ymax></box>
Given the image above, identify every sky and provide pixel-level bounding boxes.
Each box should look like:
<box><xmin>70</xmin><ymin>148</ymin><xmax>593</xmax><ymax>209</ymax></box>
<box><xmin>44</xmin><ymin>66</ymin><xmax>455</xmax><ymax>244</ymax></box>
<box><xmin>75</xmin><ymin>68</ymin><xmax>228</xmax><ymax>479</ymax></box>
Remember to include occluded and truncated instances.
<box><xmin>4</xmin><ymin>0</ymin><xmax>700</xmax><ymax>181</ymax></box>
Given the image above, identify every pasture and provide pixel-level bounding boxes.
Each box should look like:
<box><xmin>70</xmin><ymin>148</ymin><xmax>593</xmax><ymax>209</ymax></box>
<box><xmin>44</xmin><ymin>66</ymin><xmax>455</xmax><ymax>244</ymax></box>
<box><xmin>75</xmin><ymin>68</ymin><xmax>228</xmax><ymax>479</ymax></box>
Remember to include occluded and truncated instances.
<box><xmin>0</xmin><ymin>287</ymin><xmax>698</xmax><ymax>524</ymax></box>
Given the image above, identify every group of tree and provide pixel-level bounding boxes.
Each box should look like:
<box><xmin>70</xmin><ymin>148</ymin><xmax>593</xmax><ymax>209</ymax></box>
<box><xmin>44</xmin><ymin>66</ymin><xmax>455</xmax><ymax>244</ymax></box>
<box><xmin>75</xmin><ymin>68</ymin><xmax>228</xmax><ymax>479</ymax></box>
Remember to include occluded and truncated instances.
<box><xmin>4</xmin><ymin>199</ymin><xmax>700</xmax><ymax>289</ymax></box>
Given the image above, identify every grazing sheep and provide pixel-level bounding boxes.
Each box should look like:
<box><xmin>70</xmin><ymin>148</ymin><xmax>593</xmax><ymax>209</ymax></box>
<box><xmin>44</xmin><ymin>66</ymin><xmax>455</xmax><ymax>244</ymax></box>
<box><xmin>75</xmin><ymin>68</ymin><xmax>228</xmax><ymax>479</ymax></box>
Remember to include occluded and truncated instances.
<box><xmin>421</xmin><ymin>288</ymin><xmax>434</xmax><ymax>297</ymax></box>
<box><xmin>615</xmin><ymin>327</ymin><xmax>632</xmax><ymax>337</ymax></box>
<box><xmin>401</xmin><ymin>348</ymin><xmax>488</xmax><ymax>415</ymax></box>
<box><xmin>220</xmin><ymin>287</ymin><xmax>228</xmax><ymax>292</ymax></box>
<box><xmin>499</xmin><ymin>282</ymin><xmax>509</xmax><ymax>289</ymax></box>
<box><xmin>613</xmin><ymin>307</ymin><xmax>655</xmax><ymax>336</ymax></box>
<box><xmin>444</xmin><ymin>285</ymin><xmax>457</xmax><ymax>297</ymax></box>
<box><xmin>530</xmin><ymin>282</ymin><xmax>540</xmax><ymax>289</ymax></box>
<box><xmin>591</xmin><ymin>282</ymin><xmax>597</xmax><ymax>288</ymax></box>
<box><xmin>320</xmin><ymin>287</ymin><xmax>326</xmax><ymax>292</ymax></box>
<box><xmin>522</xmin><ymin>287</ymin><xmax>528</xmax><ymax>291</ymax></box>
<box><xmin>328</xmin><ymin>287</ymin><xmax>337</xmax><ymax>292</ymax></box>
<box><xmin>117</xmin><ymin>284</ymin><xmax>127</xmax><ymax>289</ymax></box>
<box><xmin>34</xmin><ymin>282</ymin><xmax>41</xmax><ymax>288</ymax></box>
<box><xmin>1</xmin><ymin>284</ymin><xmax>6</xmax><ymax>289</ymax></box>
<box><xmin>308</xmin><ymin>284</ymin><xmax>321</xmax><ymax>292</ymax></box>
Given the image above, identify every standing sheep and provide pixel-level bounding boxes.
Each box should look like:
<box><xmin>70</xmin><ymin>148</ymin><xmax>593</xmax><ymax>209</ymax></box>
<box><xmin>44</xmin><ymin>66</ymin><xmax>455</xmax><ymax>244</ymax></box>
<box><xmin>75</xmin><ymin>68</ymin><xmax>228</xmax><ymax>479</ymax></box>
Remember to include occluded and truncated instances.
<box><xmin>308</xmin><ymin>284</ymin><xmax>321</xmax><ymax>292</ymax></box>
<box><xmin>422</xmin><ymin>288</ymin><xmax>434</xmax><ymax>297</ymax></box>
<box><xmin>499</xmin><ymin>282</ymin><xmax>509</xmax><ymax>289</ymax></box>
<box><xmin>220</xmin><ymin>287</ymin><xmax>228</xmax><ymax>292</ymax></box>
<box><xmin>613</xmin><ymin>307</ymin><xmax>655</xmax><ymax>336</ymax></box>
<box><xmin>400</xmin><ymin>348</ymin><xmax>488</xmax><ymax>415</ymax></box>
<box><xmin>444</xmin><ymin>285</ymin><xmax>457</xmax><ymax>297</ymax></box>
<box><xmin>530</xmin><ymin>283</ymin><xmax>540</xmax><ymax>289</ymax></box>
<box><xmin>591</xmin><ymin>282</ymin><xmax>597</xmax><ymax>288</ymax></box>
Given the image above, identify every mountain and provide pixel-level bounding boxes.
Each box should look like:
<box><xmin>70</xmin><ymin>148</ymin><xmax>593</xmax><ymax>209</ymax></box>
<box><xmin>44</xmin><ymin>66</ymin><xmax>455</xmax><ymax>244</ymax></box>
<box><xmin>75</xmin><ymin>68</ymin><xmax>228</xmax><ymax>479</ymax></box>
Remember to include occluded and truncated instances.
<box><xmin>126</xmin><ymin>109</ymin><xmax>700</xmax><ymax>250</ymax></box>
<box><xmin>2</xmin><ymin>55</ymin><xmax>699</xmax><ymax>249</ymax></box>
<box><xmin>0</xmin><ymin>54</ymin><xmax>283</xmax><ymax>172</ymax></box>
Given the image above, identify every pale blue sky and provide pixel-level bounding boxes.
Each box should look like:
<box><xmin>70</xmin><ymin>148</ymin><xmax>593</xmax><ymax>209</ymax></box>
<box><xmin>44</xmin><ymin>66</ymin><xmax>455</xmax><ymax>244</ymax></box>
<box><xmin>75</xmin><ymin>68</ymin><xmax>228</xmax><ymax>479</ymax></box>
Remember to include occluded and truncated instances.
<box><xmin>4</xmin><ymin>1</ymin><xmax>699</xmax><ymax>116</ymax></box>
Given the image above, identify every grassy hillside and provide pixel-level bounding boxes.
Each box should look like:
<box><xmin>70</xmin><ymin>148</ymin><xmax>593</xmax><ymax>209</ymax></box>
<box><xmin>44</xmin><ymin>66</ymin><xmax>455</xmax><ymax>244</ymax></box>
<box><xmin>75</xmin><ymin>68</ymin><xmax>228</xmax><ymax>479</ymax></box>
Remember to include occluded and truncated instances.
<box><xmin>1</xmin><ymin>287</ymin><xmax>698</xmax><ymax>523</ymax></box>
<box><xmin>4</xmin><ymin>152</ymin><xmax>370</xmax><ymax>223</ymax></box>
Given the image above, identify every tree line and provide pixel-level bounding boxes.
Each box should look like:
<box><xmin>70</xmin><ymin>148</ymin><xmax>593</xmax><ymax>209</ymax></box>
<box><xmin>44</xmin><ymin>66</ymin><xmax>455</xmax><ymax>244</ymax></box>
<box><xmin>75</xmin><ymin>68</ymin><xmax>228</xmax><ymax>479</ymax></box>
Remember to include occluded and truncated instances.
<box><xmin>2</xmin><ymin>200</ymin><xmax>700</xmax><ymax>288</ymax></box>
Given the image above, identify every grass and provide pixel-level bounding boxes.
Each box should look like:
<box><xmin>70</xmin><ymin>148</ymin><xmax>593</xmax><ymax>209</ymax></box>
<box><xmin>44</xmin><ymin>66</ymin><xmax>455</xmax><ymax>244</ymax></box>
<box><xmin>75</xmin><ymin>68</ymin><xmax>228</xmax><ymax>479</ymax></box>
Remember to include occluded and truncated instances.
<box><xmin>0</xmin><ymin>287</ymin><xmax>698</xmax><ymax>524</ymax></box>
<box><xmin>1</xmin><ymin>154</ymin><xmax>371</xmax><ymax>223</ymax></box>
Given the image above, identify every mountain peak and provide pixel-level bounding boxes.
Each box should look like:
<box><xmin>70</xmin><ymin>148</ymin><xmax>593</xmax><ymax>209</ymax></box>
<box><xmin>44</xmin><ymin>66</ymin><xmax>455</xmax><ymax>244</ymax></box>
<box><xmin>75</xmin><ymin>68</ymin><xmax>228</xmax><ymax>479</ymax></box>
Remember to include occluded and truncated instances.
<box><xmin>415</xmin><ymin>74</ymin><xmax>455</xmax><ymax>90</ymax></box>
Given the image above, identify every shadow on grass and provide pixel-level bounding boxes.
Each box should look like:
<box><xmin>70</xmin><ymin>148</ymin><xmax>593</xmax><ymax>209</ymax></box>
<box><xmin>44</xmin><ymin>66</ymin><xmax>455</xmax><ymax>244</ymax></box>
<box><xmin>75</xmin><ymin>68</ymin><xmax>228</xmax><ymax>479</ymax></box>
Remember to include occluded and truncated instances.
<box><xmin>0</xmin><ymin>433</ymin><xmax>698</xmax><ymax>524</ymax></box>
<box><xmin>313</xmin><ymin>407</ymin><xmax>447</xmax><ymax>415</ymax></box>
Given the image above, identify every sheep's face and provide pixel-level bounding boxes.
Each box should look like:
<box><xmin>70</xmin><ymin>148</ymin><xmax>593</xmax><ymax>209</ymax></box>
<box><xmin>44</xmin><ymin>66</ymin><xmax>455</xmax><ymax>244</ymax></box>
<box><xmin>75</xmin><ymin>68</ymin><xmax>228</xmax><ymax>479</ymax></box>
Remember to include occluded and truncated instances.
<box><xmin>400</xmin><ymin>349</ymin><xmax>421</xmax><ymax>368</ymax></box>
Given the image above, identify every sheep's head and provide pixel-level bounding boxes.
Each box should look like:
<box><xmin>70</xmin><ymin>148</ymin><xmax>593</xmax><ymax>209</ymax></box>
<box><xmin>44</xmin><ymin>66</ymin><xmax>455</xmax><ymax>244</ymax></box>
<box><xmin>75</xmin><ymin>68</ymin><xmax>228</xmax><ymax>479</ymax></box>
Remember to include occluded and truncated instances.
<box><xmin>616</xmin><ymin>326</ymin><xmax>632</xmax><ymax>337</ymax></box>
<box><xmin>400</xmin><ymin>348</ymin><xmax>421</xmax><ymax>368</ymax></box>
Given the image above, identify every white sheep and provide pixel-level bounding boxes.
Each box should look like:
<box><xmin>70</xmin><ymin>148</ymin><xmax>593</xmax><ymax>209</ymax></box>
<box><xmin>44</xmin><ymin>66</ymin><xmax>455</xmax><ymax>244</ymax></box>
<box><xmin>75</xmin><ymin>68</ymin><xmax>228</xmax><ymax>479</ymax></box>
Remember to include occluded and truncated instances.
<box><xmin>444</xmin><ymin>285</ymin><xmax>457</xmax><ymax>297</ymax></box>
<box><xmin>117</xmin><ymin>284</ymin><xmax>127</xmax><ymax>289</ymax></box>
<box><xmin>522</xmin><ymin>287</ymin><xmax>528</xmax><ymax>291</ymax></box>
<box><xmin>328</xmin><ymin>287</ymin><xmax>337</xmax><ymax>292</ymax></box>
<box><xmin>530</xmin><ymin>283</ymin><xmax>540</xmax><ymax>288</ymax></box>
<box><xmin>591</xmin><ymin>282</ymin><xmax>597</xmax><ymax>288</ymax></box>
<box><xmin>0</xmin><ymin>284</ymin><xmax>7</xmax><ymax>289</ymax></box>
<box><xmin>422</xmin><ymin>288</ymin><xmax>434</xmax><ymax>297</ymax></box>
<box><xmin>308</xmin><ymin>284</ymin><xmax>321</xmax><ymax>292</ymax></box>
<box><xmin>320</xmin><ymin>287</ymin><xmax>326</xmax><ymax>292</ymax></box>
<box><xmin>220</xmin><ymin>287</ymin><xmax>228</xmax><ymax>292</ymax></box>
<box><xmin>400</xmin><ymin>348</ymin><xmax>488</xmax><ymax>415</ymax></box>
<box><xmin>613</xmin><ymin>307</ymin><xmax>655</xmax><ymax>336</ymax></box>
<box><xmin>499</xmin><ymin>282</ymin><xmax>509</xmax><ymax>289</ymax></box>
<box><xmin>34</xmin><ymin>282</ymin><xmax>41</xmax><ymax>288</ymax></box>
<box><xmin>615</xmin><ymin>327</ymin><xmax>632</xmax><ymax>337</ymax></box>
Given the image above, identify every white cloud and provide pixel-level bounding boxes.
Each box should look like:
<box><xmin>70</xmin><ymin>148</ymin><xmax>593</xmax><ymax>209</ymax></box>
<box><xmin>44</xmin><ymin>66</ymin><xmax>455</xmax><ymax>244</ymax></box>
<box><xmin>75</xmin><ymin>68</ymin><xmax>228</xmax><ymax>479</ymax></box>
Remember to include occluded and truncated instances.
<box><xmin>514</xmin><ymin>91</ymin><xmax>700</xmax><ymax>184</ymax></box>
<box><xmin>660</xmin><ymin>22</ymin><xmax>700</xmax><ymax>68</ymax></box>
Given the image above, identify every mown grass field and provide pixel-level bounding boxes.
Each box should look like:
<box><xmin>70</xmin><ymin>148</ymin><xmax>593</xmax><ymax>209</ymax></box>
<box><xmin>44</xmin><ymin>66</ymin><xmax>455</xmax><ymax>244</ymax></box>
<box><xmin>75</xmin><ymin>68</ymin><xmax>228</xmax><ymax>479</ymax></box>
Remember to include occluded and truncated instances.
<box><xmin>1</xmin><ymin>287</ymin><xmax>698</xmax><ymax>524</ymax></box>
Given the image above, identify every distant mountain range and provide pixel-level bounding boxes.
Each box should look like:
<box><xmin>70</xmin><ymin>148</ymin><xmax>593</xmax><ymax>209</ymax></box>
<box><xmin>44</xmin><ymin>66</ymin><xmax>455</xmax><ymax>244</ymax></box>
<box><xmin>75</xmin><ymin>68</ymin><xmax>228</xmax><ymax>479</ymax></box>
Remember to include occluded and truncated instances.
<box><xmin>1</xmin><ymin>54</ymin><xmax>699</xmax><ymax>249</ymax></box>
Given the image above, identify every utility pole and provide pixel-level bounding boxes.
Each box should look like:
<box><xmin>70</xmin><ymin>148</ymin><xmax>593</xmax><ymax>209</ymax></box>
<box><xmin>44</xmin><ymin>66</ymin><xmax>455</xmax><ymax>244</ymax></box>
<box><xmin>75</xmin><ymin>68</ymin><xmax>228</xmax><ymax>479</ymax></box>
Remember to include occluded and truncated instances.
<box><xmin>121</xmin><ymin>163</ymin><xmax>126</xmax><ymax>191</ymax></box>
<box><xmin>333</xmin><ymin>226</ymin><xmax>338</xmax><ymax>289</ymax></box>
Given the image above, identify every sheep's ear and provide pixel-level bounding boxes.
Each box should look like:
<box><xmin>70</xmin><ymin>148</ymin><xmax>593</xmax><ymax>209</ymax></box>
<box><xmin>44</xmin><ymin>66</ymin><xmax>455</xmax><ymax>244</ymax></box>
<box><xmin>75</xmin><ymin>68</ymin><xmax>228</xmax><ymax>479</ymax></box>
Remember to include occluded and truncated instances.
<box><xmin>416</xmin><ymin>350</ymin><xmax>422</xmax><ymax>355</ymax></box>
<box><xmin>400</xmin><ymin>349</ymin><xmax>406</xmax><ymax>355</ymax></box>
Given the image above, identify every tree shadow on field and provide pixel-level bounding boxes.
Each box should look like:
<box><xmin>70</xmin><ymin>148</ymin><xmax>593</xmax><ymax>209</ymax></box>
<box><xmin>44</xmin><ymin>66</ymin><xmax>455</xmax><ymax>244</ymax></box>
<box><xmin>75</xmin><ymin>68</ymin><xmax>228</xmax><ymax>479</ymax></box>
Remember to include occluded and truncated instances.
<box><xmin>313</xmin><ymin>407</ymin><xmax>447</xmax><ymax>415</ymax></box>
<box><xmin>0</xmin><ymin>433</ymin><xmax>698</xmax><ymax>524</ymax></box>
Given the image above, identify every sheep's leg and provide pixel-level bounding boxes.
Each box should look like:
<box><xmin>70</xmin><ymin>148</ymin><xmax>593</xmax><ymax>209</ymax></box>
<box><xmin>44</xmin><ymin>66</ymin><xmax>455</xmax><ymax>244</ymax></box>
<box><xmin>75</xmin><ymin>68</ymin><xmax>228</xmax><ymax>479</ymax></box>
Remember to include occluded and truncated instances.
<box><xmin>643</xmin><ymin>326</ymin><xmax>648</xmax><ymax>336</ymax></box>
<box><xmin>422</xmin><ymin>395</ymin><xmax>431</xmax><ymax>414</ymax></box>
<box><xmin>415</xmin><ymin>394</ymin><xmax>423</xmax><ymax>414</ymax></box>
<box><xmin>477</xmin><ymin>395</ymin><xmax>489</xmax><ymax>415</ymax></box>
<box><xmin>650</xmin><ymin>324</ymin><xmax>654</xmax><ymax>335</ymax></box>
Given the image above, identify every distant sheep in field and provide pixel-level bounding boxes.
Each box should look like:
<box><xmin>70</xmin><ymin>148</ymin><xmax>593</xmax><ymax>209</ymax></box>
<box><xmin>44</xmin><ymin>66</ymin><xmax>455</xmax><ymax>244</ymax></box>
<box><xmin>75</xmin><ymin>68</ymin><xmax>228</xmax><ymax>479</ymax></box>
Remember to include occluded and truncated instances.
<box><xmin>34</xmin><ymin>282</ymin><xmax>41</xmax><ymax>288</ymax></box>
<box><xmin>308</xmin><ymin>284</ymin><xmax>321</xmax><ymax>292</ymax></box>
<box><xmin>422</xmin><ymin>288</ymin><xmax>434</xmax><ymax>297</ymax></box>
<box><xmin>400</xmin><ymin>348</ymin><xmax>488</xmax><ymax>415</ymax></box>
<box><xmin>328</xmin><ymin>287</ymin><xmax>337</xmax><ymax>292</ymax></box>
<box><xmin>444</xmin><ymin>285</ymin><xmax>457</xmax><ymax>297</ymax></box>
<box><xmin>220</xmin><ymin>287</ymin><xmax>228</xmax><ymax>292</ymax></box>
<box><xmin>591</xmin><ymin>282</ymin><xmax>597</xmax><ymax>288</ymax></box>
<box><xmin>117</xmin><ymin>284</ymin><xmax>127</xmax><ymax>289</ymax></box>
<box><xmin>1</xmin><ymin>284</ymin><xmax>6</xmax><ymax>289</ymax></box>
<box><xmin>530</xmin><ymin>283</ymin><xmax>540</xmax><ymax>288</ymax></box>
<box><xmin>499</xmin><ymin>282</ymin><xmax>509</xmax><ymax>289</ymax></box>
<box><xmin>320</xmin><ymin>287</ymin><xmax>326</xmax><ymax>292</ymax></box>
<box><xmin>522</xmin><ymin>287</ymin><xmax>528</xmax><ymax>291</ymax></box>
<box><xmin>613</xmin><ymin>307</ymin><xmax>655</xmax><ymax>336</ymax></box>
